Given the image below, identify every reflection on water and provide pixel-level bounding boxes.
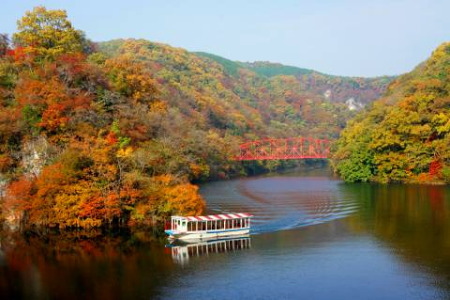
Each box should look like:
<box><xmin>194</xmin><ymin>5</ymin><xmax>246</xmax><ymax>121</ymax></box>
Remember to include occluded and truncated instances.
<box><xmin>341</xmin><ymin>183</ymin><xmax>450</xmax><ymax>294</ymax></box>
<box><xmin>0</xmin><ymin>231</ymin><xmax>175</xmax><ymax>299</ymax></box>
<box><xmin>0</xmin><ymin>169</ymin><xmax>449</xmax><ymax>299</ymax></box>
<box><xmin>167</xmin><ymin>236</ymin><xmax>251</xmax><ymax>265</ymax></box>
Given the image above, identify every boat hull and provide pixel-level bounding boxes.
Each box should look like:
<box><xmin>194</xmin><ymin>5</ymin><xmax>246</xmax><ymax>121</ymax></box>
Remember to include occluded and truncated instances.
<box><xmin>165</xmin><ymin>228</ymin><xmax>250</xmax><ymax>240</ymax></box>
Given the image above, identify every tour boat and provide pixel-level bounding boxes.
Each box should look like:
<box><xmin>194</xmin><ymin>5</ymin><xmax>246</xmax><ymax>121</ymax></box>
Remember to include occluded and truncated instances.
<box><xmin>164</xmin><ymin>213</ymin><xmax>253</xmax><ymax>240</ymax></box>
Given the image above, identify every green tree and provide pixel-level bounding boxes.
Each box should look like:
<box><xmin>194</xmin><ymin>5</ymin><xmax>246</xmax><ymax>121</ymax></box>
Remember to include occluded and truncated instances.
<box><xmin>332</xmin><ymin>118</ymin><xmax>375</xmax><ymax>182</ymax></box>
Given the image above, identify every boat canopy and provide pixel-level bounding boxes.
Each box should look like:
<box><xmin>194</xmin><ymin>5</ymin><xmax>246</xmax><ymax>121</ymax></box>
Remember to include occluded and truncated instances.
<box><xmin>173</xmin><ymin>213</ymin><xmax>253</xmax><ymax>222</ymax></box>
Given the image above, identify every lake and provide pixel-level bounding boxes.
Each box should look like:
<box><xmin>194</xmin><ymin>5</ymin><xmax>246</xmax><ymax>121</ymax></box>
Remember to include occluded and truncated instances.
<box><xmin>1</xmin><ymin>168</ymin><xmax>449</xmax><ymax>299</ymax></box>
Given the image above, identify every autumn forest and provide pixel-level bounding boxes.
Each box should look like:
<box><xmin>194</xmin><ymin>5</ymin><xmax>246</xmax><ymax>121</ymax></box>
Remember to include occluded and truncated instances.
<box><xmin>0</xmin><ymin>6</ymin><xmax>447</xmax><ymax>231</ymax></box>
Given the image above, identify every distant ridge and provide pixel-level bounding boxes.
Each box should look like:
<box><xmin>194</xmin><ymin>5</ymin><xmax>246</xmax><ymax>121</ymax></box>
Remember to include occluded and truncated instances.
<box><xmin>194</xmin><ymin>50</ymin><xmax>393</xmax><ymax>106</ymax></box>
<box><xmin>194</xmin><ymin>52</ymin><xmax>244</xmax><ymax>77</ymax></box>
<box><xmin>195</xmin><ymin>51</ymin><xmax>392</xmax><ymax>79</ymax></box>
<box><xmin>195</xmin><ymin>52</ymin><xmax>316</xmax><ymax>78</ymax></box>
<box><xmin>241</xmin><ymin>61</ymin><xmax>316</xmax><ymax>77</ymax></box>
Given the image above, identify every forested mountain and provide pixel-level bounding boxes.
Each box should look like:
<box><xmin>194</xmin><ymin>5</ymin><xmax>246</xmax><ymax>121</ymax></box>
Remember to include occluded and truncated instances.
<box><xmin>99</xmin><ymin>40</ymin><xmax>393</xmax><ymax>137</ymax></box>
<box><xmin>0</xmin><ymin>7</ymin><xmax>393</xmax><ymax>230</ymax></box>
<box><xmin>195</xmin><ymin>52</ymin><xmax>393</xmax><ymax>107</ymax></box>
<box><xmin>332</xmin><ymin>42</ymin><xmax>450</xmax><ymax>184</ymax></box>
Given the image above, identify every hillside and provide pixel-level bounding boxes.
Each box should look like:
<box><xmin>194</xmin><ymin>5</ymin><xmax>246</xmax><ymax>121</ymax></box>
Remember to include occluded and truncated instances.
<box><xmin>98</xmin><ymin>39</ymin><xmax>369</xmax><ymax>139</ymax></box>
<box><xmin>195</xmin><ymin>52</ymin><xmax>394</xmax><ymax>107</ymax></box>
<box><xmin>0</xmin><ymin>7</ymin><xmax>394</xmax><ymax>230</ymax></box>
<box><xmin>332</xmin><ymin>42</ymin><xmax>450</xmax><ymax>184</ymax></box>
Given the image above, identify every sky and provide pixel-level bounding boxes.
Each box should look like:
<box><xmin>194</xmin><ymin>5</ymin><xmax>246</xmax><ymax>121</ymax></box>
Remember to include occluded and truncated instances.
<box><xmin>2</xmin><ymin>0</ymin><xmax>449</xmax><ymax>77</ymax></box>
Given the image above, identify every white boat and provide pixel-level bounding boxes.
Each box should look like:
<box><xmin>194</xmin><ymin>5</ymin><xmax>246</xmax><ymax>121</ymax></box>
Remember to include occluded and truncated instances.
<box><xmin>164</xmin><ymin>213</ymin><xmax>253</xmax><ymax>240</ymax></box>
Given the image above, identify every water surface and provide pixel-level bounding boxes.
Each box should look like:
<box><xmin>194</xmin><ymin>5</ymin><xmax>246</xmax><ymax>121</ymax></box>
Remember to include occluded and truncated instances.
<box><xmin>1</xmin><ymin>169</ymin><xmax>449</xmax><ymax>299</ymax></box>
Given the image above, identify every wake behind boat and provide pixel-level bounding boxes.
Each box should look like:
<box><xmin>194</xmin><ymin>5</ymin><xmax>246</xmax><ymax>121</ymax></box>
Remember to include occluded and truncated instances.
<box><xmin>165</xmin><ymin>213</ymin><xmax>253</xmax><ymax>240</ymax></box>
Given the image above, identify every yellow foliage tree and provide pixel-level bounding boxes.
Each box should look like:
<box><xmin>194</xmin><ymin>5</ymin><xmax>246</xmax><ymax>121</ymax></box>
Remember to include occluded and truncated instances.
<box><xmin>12</xmin><ymin>6</ymin><xmax>86</xmax><ymax>60</ymax></box>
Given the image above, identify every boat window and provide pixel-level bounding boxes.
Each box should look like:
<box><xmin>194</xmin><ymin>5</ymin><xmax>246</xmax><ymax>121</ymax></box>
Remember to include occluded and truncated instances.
<box><xmin>200</xmin><ymin>221</ymin><xmax>206</xmax><ymax>231</ymax></box>
<box><xmin>182</xmin><ymin>221</ymin><xmax>186</xmax><ymax>227</ymax></box>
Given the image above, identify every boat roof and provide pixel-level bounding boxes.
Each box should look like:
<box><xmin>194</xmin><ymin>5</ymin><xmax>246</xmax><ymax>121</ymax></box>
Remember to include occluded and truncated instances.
<box><xmin>173</xmin><ymin>213</ymin><xmax>253</xmax><ymax>221</ymax></box>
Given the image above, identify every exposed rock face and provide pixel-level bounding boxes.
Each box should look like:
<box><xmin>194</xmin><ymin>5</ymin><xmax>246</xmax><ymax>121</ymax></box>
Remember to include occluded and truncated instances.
<box><xmin>3</xmin><ymin>136</ymin><xmax>51</xmax><ymax>230</ymax></box>
<box><xmin>345</xmin><ymin>98</ymin><xmax>364</xmax><ymax>111</ymax></box>
<box><xmin>22</xmin><ymin>136</ymin><xmax>50</xmax><ymax>178</ymax></box>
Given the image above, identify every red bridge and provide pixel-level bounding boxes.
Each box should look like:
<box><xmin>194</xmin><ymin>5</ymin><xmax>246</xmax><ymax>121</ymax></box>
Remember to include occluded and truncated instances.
<box><xmin>236</xmin><ymin>137</ymin><xmax>331</xmax><ymax>161</ymax></box>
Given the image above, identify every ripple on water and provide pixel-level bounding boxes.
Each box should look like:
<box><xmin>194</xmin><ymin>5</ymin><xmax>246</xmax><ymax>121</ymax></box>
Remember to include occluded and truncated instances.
<box><xmin>200</xmin><ymin>175</ymin><xmax>358</xmax><ymax>235</ymax></box>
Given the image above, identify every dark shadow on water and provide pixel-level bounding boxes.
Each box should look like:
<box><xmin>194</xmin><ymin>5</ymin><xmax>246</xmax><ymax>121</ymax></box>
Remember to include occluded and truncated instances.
<box><xmin>0</xmin><ymin>229</ymin><xmax>173</xmax><ymax>299</ymax></box>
